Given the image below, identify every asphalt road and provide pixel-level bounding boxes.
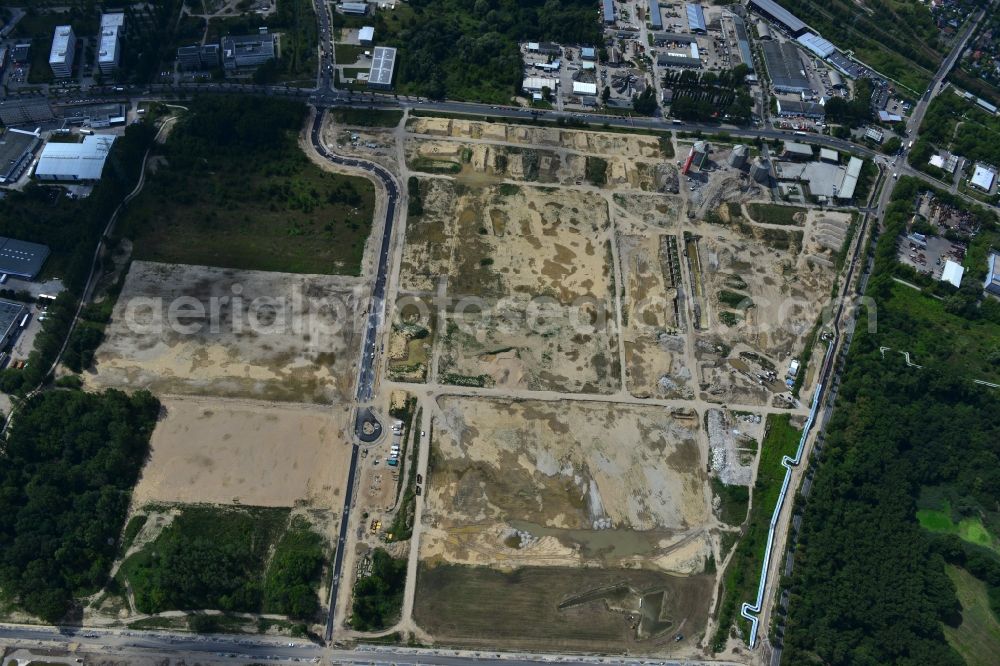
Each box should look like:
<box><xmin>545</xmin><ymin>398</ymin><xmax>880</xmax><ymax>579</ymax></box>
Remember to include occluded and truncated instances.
<box><xmin>309</xmin><ymin>107</ymin><xmax>401</xmax><ymax>642</ymax></box>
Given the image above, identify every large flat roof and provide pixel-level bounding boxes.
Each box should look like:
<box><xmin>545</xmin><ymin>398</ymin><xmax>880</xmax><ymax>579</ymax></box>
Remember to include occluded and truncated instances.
<box><xmin>35</xmin><ymin>134</ymin><xmax>116</xmax><ymax>180</ymax></box>
<box><xmin>0</xmin><ymin>238</ymin><xmax>50</xmax><ymax>279</ymax></box>
<box><xmin>762</xmin><ymin>40</ymin><xmax>810</xmax><ymax>92</ymax></box>
<box><xmin>972</xmin><ymin>164</ymin><xmax>996</xmax><ymax>191</ymax></box>
<box><xmin>49</xmin><ymin>25</ymin><xmax>73</xmax><ymax>65</ymax></box>
<box><xmin>369</xmin><ymin>46</ymin><xmax>396</xmax><ymax>87</ymax></box>
<box><xmin>749</xmin><ymin>0</ymin><xmax>807</xmax><ymax>35</ymax></box>
<box><xmin>837</xmin><ymin>156</ymin><xmax>864</xmax><ymax>199</ymax></box>
<box><xmin>0</xmin><ymin>130</ymin><xmax>39</xmax><ymax>183</ymax></box>
<box><xmin>101</xmin><ymin>12</ymin><xmax>125</xmax><ymax>29</ymax></box>
<box><xmin>0</xmin><ymin>300</ymin><xmax>26</xmax><ymax>340</ymax></box>
<box><xmin>686</xmin><ymin>3</ymin><xmax>707</xmax><ymax>33</ymax></box>
<box><xmin>942</xmin><ymin>260</ymin><xmax>965</xmax><ymax>288</ymax></box>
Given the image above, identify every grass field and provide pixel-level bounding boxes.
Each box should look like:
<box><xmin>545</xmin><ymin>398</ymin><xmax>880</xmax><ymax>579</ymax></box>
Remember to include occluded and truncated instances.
<box><xmin>712</xmin><ymin>414</ymin><xmax>802</xmax><ymax>649</ymax></box>
<box><xmin>121</xmin><ymin>133</ymin><xmax>375</xmax><ymax>276</ymax></box>
<box><xmin>917</xmin><ymin>504</ymin><xmax>998</xmax><ymax>553</ymax></box>
<box><xmin>746</xmin><ymin>203</ymin><xmax>806</xmax><ymax>226</ymax></box>
<box><xmin>943</xmin><ymin>565</ymin><xmax>1000</xmax><ymax>666</ymax></box>
<box><xmin>882</xmin><ymin>283</ymin><xmax>1000</xmax><ymax>384</ymax></box>
<box><xmin>334</xmin><ymin>43</ymin><xmax>366</xmax><ymax>65</ymax></box>
<box><xmin>414</xmin><ymin>564</ymin><xmax>713</xmax><ymax>652</ymax></box>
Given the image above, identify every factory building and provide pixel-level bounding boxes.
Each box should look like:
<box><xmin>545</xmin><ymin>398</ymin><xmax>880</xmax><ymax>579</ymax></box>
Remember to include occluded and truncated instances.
<box><xmin>222</xmin><ymin>29</ymin><xmax>276</xmax><ymax>69</ymax></box>
<box><xmin>796</xmin><ymin>32</ymin><xmax>835</xmax><ymax>59</ymax></box>
<box><xmin>522</xmin><ymin>76</ymin><xmax>558</xmax><ymax>92</ymax></box>
<box><xmin>984</xmin><ymin>252</ymin><xmax>1000</xmax><ymax>296</ymax></box>
<box><xmin>177</xmin><ymin>44</ymin><xmax>220</xmax><ymax>70</ymax></box>
<box><xmin>971</xmin><ymin>164</ymin><xmax>997</xmax><ymax>192</ymax></box>
<box><xmin>756</xmin><ymin>21</ymin><xmax>772</xmax><ymax>40</ymax></box>
<box><xmin>359</xmin><ymin>26</ymin><xmax>375</xmax><ymax>45</ymax></box>
<box><xmin>339</xmin><ymin>2</ymin><xmax>368</xmax><ymax>15</ymax></box>
<box><xmin>98</xmin><ymin>13</ymin><xmax>125</xmax><ymax>74</ymax></box>
<box><xmin>368</xmin><ymin>46</ymin><xmax>397</xmax><ymax>89</ymax></box>
<box><xmin>781</xmin><ymin>141</ymin><xmax>813</xmax><ymax>159</ymax></box>
<box><xmin>0</xmin><ymin>300</ymin><xmax>28</xmax><ymax>349</ymax></box>
<box><xmin>573</xmin><ymin>81</ymin><xmax>597</xmax><ymax>96</ymax></box>
<box><xmin>0</xmin><ymin>98</ymin><xmax>54</xmax><ymax>125</ymax></box>
<box><xmin>686</xmin><ymin>3</ymin><xmax>707</xmax><ymax>34</ymax></box>
<box><xmin>941</xmin><ymin>260</ymin><xmax>965</xmax><ymax>288</ymax></box>
<box><xmin>732</xmin><ymin>15</ymin><xmax>755</xmax><ymax>72</ymax></box>
<box><xmin>761</xmin><ymin>40</ymin><xmax>811</xmax><ymax>93</ymax></box>
<box><xmin>820</xmin><ymin>148</ymin><xmax>839</xmax><ymax>164</ymax></box>
<box><xmin>48</xmin><ymin>25</ymin><xmax>76</xmax><ymax>78</ymax></box>
<box><xmin>0</xmin><ymin>129</ymin><xmax>40</xmax><ymax>185</ymax></box>
<box><xmin>748</xmin><ymin>0</ymin><xmax>808</xmax><ymax>37</ymax></box>
<box><xmin>62</xmin><ymin>103</ymin><xmax>127</xmax><ymax>128</ymax></box>
<box><xmin>658</xmin><ymin>52</ymin><xmax>701</xmax><ymax>68</ymax></box>
<box><xmin>0</xmin><ymin>238</ymin><xmax>50</xmax><ymax>280</ymax></box>
<box><xmin>775</xmin><ymin>98</ymin><xmax>825</xmax><ymax>119</ymax></box>
<box><xmin>603</xmin><ymin>0</ymin><xmax>615</xmax><ymax>25</ymax></box>
<box><xmin>653</xmin><ymin>32</ymin><xmax>698</xmax><ymax>45</ymax></box>
<box><xmin>648</xmin><ymin>0</ymin><xmax>663</xmax><ymax>30</ymax></box>
<box><xmin>34</xmin><ymin>134</ymin><xmax>116</xmax><ymax>182</ymax></box>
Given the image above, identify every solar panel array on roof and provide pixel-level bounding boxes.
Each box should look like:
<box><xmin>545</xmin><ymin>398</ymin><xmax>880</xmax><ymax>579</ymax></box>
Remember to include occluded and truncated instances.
<box><xmin>761</xmin><ymin>40</ymin><xmax>810</xmax><ymax>93</ymax></box>
<box><xmin>748</xmin><ymin>0</ymin><xmax>807</xmax><ymax>36</ymax></box>
<box><xmin>368</xmin><ymin>46</ymin><xmax>396</xmax><ymax>89</ymax></box>
<box><xmin>686</xmin><ymin>3</ymin><xmax>707</xmax><ymax>33</ymax></box>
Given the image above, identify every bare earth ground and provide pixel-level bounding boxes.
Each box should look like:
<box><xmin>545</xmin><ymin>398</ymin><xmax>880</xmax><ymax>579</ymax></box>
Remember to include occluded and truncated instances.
<box><xmin>132</xmin><ymin>395</ymin><xmax>353</xmax><ymax>508</ymax></box>
<box><xmin>87</xmin><ymin>260</ymin><xmax>364</xmax><ymax>404</ymax></box>
<box><xmin>399</xmin><ymin>178</ymin><xmax>619</xmax><ymax>393</ymax></box>
<box><xmin>421</xmin><ymin>396</ymin><xmax>714</xmax><ymax>574</ymax></box>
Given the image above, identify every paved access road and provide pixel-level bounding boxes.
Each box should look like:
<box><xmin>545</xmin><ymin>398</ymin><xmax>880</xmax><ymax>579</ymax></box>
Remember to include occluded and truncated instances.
<box><xmin>309</xmin><ymin>107</ymin><xmax>401</xmax><ymax>641</ymax></box>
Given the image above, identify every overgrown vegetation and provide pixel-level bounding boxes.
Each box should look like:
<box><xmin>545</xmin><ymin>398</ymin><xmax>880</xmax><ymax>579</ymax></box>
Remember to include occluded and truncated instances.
<box><xmin>351</xmin><ymin>548</ymin><xmax>407</xmax><ymax>631</ymax></box>
<box><xmin>664</xmin><ymin>66</ymin><xmax>753</xmax><ymax>124</ymax></box>
<box><xmin>347</xmin><ymin>0</ymin><xmax>601</xmax><ymax>102</ymax></box>
<box><xmin>124</xmin><ymin>507</ymin><xmax>326</xmax><ymax>621</ymax></box>
<box><xmin>780</xmin><ymin>176</ymin><xmax>1000</xmax><ymax>664</ymax></box>
<box><xmin>332</xmin><ymin>108</ymin><xmax>404</xmax><ymax>127</ymax></box>
<box><xmin>0</xmin><ymin>389</ymin><xmax>160</xmax><ymax>622</ymax></box>
<box><xmin>584</xmin><ymin>157</ymin><xmax>608</xmax><ymax>186</ymax></box>
<box><xmin>746</xmin><ymin>203</ymin><xmax>806</xmax><ymax>226</ymax></box>
<box><xmin>713</xmin><ymin>414</ymin><xmax>801</xmax><ymax>650</ymax></box>
<box><xmin>119</xmin><ymin>96</ymin><xmax>376</xmax><ymax>275</ymax></box>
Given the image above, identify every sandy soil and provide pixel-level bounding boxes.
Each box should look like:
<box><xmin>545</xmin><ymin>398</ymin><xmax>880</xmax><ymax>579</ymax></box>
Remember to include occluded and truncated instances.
<box><xmin>88</xmin><ymin>261</ymin><xmax>364</xmax><ymax>404</ymax></box>
<box><xmin>132</xmin><ymin>396</ymin><xmax>354</xmax><ymax>508</ymax></box>
<box><xmin>420</xmin><ymin>397</ymin><xmax>713</xmax><ymax>575</ymax></box>
<box><xmin>401</xmin><ymin>178</ymin><xmax>619</xmax><ymax>393</ymax></box>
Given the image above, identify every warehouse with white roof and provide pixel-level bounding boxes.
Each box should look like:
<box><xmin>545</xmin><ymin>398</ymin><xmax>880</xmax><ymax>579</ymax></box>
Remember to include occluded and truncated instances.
<box><xmin>971</xmin><ymin>164</ymin><xmax>997</xmax><ymax>192</ymax></box>
<box><xmin>35</xmin><ymin>134</ymin><xmax>116</xmax><ymax>182</ymax></box>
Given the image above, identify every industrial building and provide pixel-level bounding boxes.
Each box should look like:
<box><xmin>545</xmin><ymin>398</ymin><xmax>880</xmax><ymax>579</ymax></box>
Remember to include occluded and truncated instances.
<box><xmin>748</xmin><ymin>0</ymin><xmax>808</xmax><ymax>37</ymax></box>
<box><xmin>0</xmin><ymin>300</ymin><xmax>28</xmax><ymax>349</ymax></box>
<box><xmin>773</xmin><ymin>155</ymin><xmax>863</xmax><ymax>201</ymax></box>
<box><xmin>0</xmin><ymin>129</ymin><xmax>39</xmax><ymax>185</ymax></box>
<box><xmin>658</xmin><ymin>52</ymin><xmax>701</xmax><ymax>68</ymax></box>
<box><xmin>581</xmin><ymin>46</ymin><xmax>596</xmax><ymax>61</ymax></box>
<box><xmin>527</xmin><ymin>42</ymin><xmax>562</xmax><ymax>56</ymax></box>
<box><xmin>941</xmin><ymin>260</ymin><xmax>965</xmax><ymax>288</ymax></box>
<box><xmin>756</xmin><ymin>21</ymin><xmax>772</xmax><ymax>40</ymax></box>
<box><xmin>48</xmin><ymin>25</ymin><xmax>76</xmax><ymax>78</ymax></box>
<box><xmin>0</xmin><ymin>238</ymin><xmax>50</xmax><ymax>280</ymax></box>
<box><xmin>603</xmin><ymin>0</ymin><xmax>615</xmax><ymax>25</ymax></box>
<box><xmin>368</xmin><ymin>46</ymin><xmax>397</xmax><ymax>89</ymax></box>
<box><xmin>686</xmin><ymin>4</ymin><xmax>707</xmax><ymax>33</ymax></box>
<box><xmin>775</xmin><ymin>98</ymin><xmax>824</xmax><ymax>119</ymax></box>
<box><xmin>971</xmin><ymin>164</ymin><xmax>997</xmax><ymax>192</ymax></box>
<box><xmin>796</xmin><ymin>33</ymin><xmax>835</xmax><ymax>59</ymax></box>
<box><xmin>820</xmin><ymin>148</ymin><xmax>839</xmax><ymax>164</ymax></box>
<box><xmin>648</xmin><ymin>0</ymin><xmax>663</xmax><ymax>30</ymax></box>
<box><xmin>878</xmin><ymin>109</ymin><xmax>903</xmax><ymax>123</ymax></box>
<box><xmin>34</xmin><ymin>134</ymin><xmax>116</xmax><ymax>182</ymax></box>
<box><xmin>339</xmin><ymin>2</ymin><xmax>368</xmax><ymax>15</ymax></box>
<box><xmin>572</xmin><ymin>81</ymin><xmax>597</xmax><ymax>96</ymax></box>
<box><xmin>732</xmin><ymin>15</ymin><xmax>755</xmax><ymax>72</ymax></box>
<box><xmin>522</xmin><ymin>76</ymin><xmax>558</xmax><ymax>92</ymax></box>
<box><xmin>864</xmin><ymin>127</ymin><xmax>884</xmax><ymax>143</ymax></box>
<box><xmin>829</xmin><ymin>70</ymin><xmax>844</xmax><ymax>88</ymax></box>
<box><xmin>761</xmin><ymin>40</ymin><xmax>810</xmax><ymax>93</ymax></box>
<box><xmin>62</xmin><ymin>103</ymin><xmax>127</xmax><ymax>128</ymax></box>
<box><xmin>98</xmin><ymin>12</ymin><xmax>125</xmax><ymax>74</ymax></box>
<box><xmin>358</xmin><ymin>26</ymin><xmax>375</xmax><ymax>45</ymax></box>
<box><xmin>222</xmin><ymin>30</ymin><xmax>276</xmax><ymax>69</ymax></box>
<box><xmin>782</xmin><ymin>141</ymin><xmax>813</xmax><ymax>159</ymax></box>
<box><xmin>177</xmin><ymin>44</ymin><xmax>220</xmax><ymax>70</ymax></box>
<box><xmin>984</xmin><ymin>252</ymin><xmax>1000</xmax><ymax>296</ymax></box>
<box><xmin>0</xmin><ymin>98</ymin><xmax>54</xmax><ymax>125</ymax></box>
<box><xmin>653</xmin><ymin>32</ymin><xmax>698</xmax><ymax>45</ymax></box>
<box><xmin>729</xmin><ymin>144</ymin><xmax>749</xmax><ymax>168</ymax></box>
<box><xmin>929</xmin><ymin>154</ymin><xmax>959</xmax><ymax>173</ymax></box>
